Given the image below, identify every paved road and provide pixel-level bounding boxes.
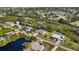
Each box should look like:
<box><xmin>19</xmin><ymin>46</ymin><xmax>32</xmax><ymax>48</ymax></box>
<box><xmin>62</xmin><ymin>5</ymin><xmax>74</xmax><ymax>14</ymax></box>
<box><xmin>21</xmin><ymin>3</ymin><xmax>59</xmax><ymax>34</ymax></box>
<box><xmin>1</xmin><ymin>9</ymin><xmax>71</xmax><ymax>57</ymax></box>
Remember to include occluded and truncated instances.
<box><xmin>51</xmin><ymin>40</ymin><xmax>60</xmax><ymax>51</ymax></box>
<box><xmin>53</xmin><ymin>20</ymin><xmax>79</xmax><ymax>30</ymax></box>
<box><xmin>51</xmin><ymin>46</ymin><xmax>59</xmax><ymax>51</ymax></box>
<box><xmin>59</xmin><ymin>45</ymin><xmax>74</xmax><ymax>51</ymax></box>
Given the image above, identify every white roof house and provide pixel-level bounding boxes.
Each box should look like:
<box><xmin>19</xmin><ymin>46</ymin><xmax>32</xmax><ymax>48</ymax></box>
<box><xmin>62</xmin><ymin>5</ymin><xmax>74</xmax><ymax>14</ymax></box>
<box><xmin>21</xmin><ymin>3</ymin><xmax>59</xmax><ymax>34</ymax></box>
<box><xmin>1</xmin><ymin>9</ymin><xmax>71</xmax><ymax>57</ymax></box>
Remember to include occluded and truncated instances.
<box><xmin>24</xmin><ymin>26</ymin><xmax>32</xmax><ymax>32</ymax></box>
<box><xmin>36</xmin><ymin>29</ymin><xmax>48</xmax><ymax>35</ymax></box>
<box><xmin>0</xmin><ymin>36</ymin><xmax>5</xmax><ymax>41</ymax></box>
<box><xmin>16</xmin><ymin>21</ymin><xmax>20</xmax><ymax>25</ymax></box>
<box><xmin>51</xmin><ymin>33</ymin><xmax>65</xmax><ymax>40</ymax></box>
<box><xmin>57</xmin><ymin>15</ymin><xmax>67</xmax><ymax>20</ymax></box>
<box><xmin>5</xmin><ymin>22</ymin><xmax>15</xmax><ymax>26</ymax></box>
<box><xmin>30</xmin><ymin>41</ymin><xmax>44</xmax><ymax>51</ymax></box>
<box><xmin>6</xmin><ymin>31</ymin><xmax>19</xmax><ymax>36</ymax></box>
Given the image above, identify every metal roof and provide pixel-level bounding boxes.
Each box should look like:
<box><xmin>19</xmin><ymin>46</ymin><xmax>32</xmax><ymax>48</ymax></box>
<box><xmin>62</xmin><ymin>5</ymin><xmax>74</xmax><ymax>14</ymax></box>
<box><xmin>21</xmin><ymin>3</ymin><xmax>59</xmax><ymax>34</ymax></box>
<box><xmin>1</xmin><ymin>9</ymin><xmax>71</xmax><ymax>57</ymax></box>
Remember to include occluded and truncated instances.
<box><xmin>52</xmin><ymin>33</ymin><xmax>64</xmax><ymax>40</ymax></box>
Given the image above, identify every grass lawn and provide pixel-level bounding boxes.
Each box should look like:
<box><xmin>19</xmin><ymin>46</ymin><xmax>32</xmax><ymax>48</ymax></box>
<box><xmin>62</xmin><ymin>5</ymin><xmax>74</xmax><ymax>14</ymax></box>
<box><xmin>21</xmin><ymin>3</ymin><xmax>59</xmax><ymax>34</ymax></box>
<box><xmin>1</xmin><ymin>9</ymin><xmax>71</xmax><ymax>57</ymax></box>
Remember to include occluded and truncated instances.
<box><xmin>0</xmin><ymin>28</ymin><xmax>11</xmax><ymax>36</ymax></box>
<box><xmin>56</xmin><ymin>47</ymin><xmax>66</xmax><ymax>51</ymax></box>
<box><xmin>43</xmin><ymin>42</ymin><xmax>54</xmax><ymax>51</ymax></box>
<box><xmin>39</xmin><ymin>32</ymin><xmax>52</xmax><ymax>40</ymax></box>
<box><xmin>0</xmin><ymin>33</ymin><xmax>20</xmax><ymax>47</ymax></box>
<box><xmin>60</xmin><ymin>36</ymin><xmax>79</xmax><ymax>51</ymax></box>
<box><xmin>72</xmin><ymin>21</ymin><xmax>79</xmax><ymax>26</ymax></box>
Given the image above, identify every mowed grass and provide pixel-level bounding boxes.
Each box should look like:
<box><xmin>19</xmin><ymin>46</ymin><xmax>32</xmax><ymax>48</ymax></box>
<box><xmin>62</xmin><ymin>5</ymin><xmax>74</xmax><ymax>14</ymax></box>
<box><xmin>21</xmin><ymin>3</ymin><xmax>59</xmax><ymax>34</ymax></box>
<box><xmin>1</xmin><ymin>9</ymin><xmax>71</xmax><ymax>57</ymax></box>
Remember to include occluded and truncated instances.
<box><xmin>72</xmin><ymin>21</ymin><xmax>79</xmax><ymax>26</ymax></box>
<box><xmin>0</xmin><ymin>28</ymin><xmax>11</xmax><ymax>36</ymax></box>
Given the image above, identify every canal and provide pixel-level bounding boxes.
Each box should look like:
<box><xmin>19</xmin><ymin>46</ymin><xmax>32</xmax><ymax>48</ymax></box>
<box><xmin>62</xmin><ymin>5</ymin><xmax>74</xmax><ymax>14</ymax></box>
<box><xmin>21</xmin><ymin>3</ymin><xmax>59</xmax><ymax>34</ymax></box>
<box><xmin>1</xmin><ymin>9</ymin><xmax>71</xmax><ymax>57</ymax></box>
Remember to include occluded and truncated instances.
<box><xmin>0</xmin><ymin>38</ymin><xmax>30</xmax><ymax>51</ymax></box>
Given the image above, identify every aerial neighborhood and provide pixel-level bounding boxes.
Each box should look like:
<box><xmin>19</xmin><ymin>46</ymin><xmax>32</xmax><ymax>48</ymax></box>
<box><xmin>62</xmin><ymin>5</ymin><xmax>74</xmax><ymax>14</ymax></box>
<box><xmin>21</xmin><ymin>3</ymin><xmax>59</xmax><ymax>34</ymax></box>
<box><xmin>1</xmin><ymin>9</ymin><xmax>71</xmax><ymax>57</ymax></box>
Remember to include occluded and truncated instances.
<box><xmin>0</xmin><ymin>7</ymin><xmax>79</xmax><ymax>51</ymax></box>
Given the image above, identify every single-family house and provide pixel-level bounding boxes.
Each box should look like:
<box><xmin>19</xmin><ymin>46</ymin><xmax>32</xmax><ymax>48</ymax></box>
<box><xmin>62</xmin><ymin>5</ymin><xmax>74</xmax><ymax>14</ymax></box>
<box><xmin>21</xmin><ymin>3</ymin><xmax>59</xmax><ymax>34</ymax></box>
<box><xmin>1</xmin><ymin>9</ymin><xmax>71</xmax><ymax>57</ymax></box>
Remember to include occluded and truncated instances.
<box><xmin>6</xmin><ymin>31</ymin><xmax>19</xmax><ymax>36</ymax></box>
<box><xmin>29</xmin><ymin>32</ymin><xmax>38</xmax><ymax>37</ymax></box>
<box><xmin>51</xmin><ymin>33</ymin><xmax>65</xmax><ymax>41</ymax></box>
<box><xmin>30</xmin><ymin>41</ymin><xmax>44</xmax><ymax>51</ymax></box>
<box><xmin>5</xmin><ymin>22</ymin><xmax>15</xmax><ymax>27</ymax></box>
<box><xmin>24</xmin><ymin>26</ymin><xmax>33</xmax><ymax>32</ymax></box>
<box><xmin>0</xmin><ymin>36</ymin><xmax>5</xmax><ymax>41</ymax></box>
<box><xmin>36</xmin><ymin>29</ymin><xmax>48</xmax><ymax>35</ymax></box>
<box><xmin>12</xmin><ymin>20</ymin><xmax>20</xmax><ymax>25</ymax></box>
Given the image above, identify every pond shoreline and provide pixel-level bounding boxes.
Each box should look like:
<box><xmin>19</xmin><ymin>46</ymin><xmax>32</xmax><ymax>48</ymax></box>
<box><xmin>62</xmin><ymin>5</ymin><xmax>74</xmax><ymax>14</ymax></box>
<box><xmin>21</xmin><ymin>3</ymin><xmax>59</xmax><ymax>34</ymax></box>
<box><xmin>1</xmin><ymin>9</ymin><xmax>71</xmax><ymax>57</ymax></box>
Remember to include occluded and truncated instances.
<box><xmin>0</xmin><ymin>38</ymin><xmax>31</xmax><ymax>51</ymax></box>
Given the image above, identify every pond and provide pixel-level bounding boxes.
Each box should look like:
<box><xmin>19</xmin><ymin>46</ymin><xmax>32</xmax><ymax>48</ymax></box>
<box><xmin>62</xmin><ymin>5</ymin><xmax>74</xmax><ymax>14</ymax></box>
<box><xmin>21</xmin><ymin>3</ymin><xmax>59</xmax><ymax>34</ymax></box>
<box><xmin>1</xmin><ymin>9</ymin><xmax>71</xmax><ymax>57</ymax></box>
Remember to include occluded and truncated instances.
<box><xmin>0</xmin><ymin>38</ymin><xmax>30</xmax><ymax>51</ymax></box>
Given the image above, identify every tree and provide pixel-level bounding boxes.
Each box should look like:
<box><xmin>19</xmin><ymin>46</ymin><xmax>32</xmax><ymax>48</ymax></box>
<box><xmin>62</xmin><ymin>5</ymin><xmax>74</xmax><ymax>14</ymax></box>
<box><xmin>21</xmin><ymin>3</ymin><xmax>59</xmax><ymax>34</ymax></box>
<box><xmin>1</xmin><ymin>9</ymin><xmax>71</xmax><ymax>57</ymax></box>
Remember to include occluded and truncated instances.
<box><xmin>58</xmin><ymin>18</ymin><xmax>66</xmax><ymax>23</ymax></box>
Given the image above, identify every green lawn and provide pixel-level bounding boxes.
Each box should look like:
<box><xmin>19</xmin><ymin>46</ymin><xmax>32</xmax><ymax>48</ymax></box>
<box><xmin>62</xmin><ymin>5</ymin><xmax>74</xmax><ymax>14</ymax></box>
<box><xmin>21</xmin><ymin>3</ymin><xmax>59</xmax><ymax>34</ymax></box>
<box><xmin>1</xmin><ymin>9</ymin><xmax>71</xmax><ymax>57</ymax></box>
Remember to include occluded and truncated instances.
<box><xmin>56</xmin><ymin>47</ymin><xmax>66</xmax><ymax>51</ymax></box>
<box><xmin>39</xmin><ymin>32</ymin><xmax>52</xmax><ymax>40</ymax></box>
<box><xmin>0</xmin><ymin>28</ymin><xmax>11</xmax><ymax>36</ymax></box>
<box><xmin>43</xmin><ymin>42</ymin><xmax>54</xmax><ymax>51</ymax></box>
<box><xmin>60</xmin><ymin>36</ymin><xmax>79</xmax><ymax>51</ymax></box>
<box><xmin>72</xmin><ymin>21</ymin><xmax>79</xmax><ymax>26</ymax></box>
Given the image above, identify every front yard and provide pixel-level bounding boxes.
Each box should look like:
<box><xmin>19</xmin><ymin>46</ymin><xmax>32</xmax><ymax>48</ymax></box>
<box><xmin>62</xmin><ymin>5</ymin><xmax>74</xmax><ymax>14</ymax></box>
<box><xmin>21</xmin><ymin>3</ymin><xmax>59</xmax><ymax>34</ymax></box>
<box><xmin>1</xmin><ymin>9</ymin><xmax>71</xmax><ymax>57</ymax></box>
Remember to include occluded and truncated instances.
<box><xmin>38</xmin><ymin>32</ymin><xmax>52</xmax><ymax>40</ymax></box>
<box><xmin>43</xmin><ymin>42</ymin><xmax>54</xmax><ymax>51</ymax></box>
<box><xmin>60</xmin><ymin>36</ymin><xmax>79</xmax><ymax>51</ymax></box>
<box><xmin>71</xmin><ymin>21</ymin><xmax>79</xmax><ymax>26</ymax></box>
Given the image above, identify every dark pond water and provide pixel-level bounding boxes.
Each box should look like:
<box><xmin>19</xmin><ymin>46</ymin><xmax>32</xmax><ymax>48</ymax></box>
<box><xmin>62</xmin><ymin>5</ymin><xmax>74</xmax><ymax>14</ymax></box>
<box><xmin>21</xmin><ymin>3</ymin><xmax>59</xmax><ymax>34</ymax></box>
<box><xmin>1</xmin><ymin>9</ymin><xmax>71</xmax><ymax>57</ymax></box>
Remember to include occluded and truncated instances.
<box><xmin>0</xmin><ymin>38</ymin><xmax>30</xmax><ymax>51</ymax></box>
